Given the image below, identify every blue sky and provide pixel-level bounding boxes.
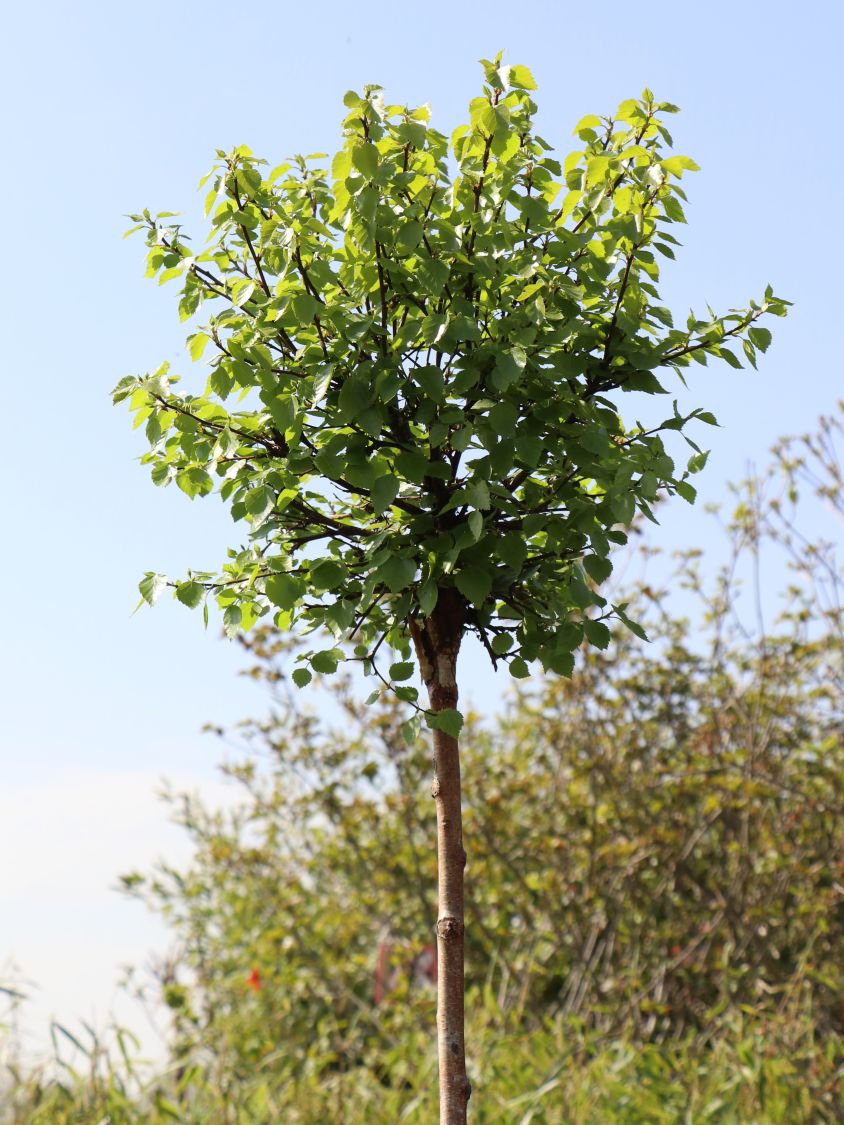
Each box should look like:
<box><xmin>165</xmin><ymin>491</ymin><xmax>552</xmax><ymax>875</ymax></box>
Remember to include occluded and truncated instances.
<box><xmin>2</xmin><ymin>0</ymin><xmax>840</xmax><ymax>1060</ymax></box>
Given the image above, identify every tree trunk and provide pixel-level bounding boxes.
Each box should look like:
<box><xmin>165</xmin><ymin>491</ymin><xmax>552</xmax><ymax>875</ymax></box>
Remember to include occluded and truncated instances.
<box><xmin>409</xmin><ymin>589</ymin><xmax>470</xmax><ymax>1123</ymax></box>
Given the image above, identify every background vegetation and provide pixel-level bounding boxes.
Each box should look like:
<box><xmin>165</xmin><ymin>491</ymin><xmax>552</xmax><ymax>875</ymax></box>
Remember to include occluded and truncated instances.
<box><xmin>3</xmin><ymin>410</ymin><xmax>843</xmax><ymax>1121</ymax></box>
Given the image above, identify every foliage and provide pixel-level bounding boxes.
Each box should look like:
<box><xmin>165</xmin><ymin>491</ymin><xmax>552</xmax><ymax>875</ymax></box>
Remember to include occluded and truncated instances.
<box><xmin>4</xmin><ymin>411</ymin><xmax>844</xmax><ymax>1117</ymax></box>
<box><xmin>113</xmin><ymin>56</ymin><xmax>787</xmax><ymax>719</ymax></box>
<box><xmin>4</xmin><ymin>1009</ymin><xmax>841</xmax><ymax>1123</ymax></box>
<box><xmin>111</xmin><ymin>405</ymin><xmax>844</xmax><ymax>1066</ymax></box>
<box><xmin>6</xmin><ymin>409</ymin><xmax>829</xmax><ymax>1120</ymax></box>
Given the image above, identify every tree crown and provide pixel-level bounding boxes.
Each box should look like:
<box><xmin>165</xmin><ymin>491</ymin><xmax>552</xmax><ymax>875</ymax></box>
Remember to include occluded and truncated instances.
<box><xmin>114</xmin><ymin>55</ymin><xmax>788</xmax><ymax>730</ymax></box>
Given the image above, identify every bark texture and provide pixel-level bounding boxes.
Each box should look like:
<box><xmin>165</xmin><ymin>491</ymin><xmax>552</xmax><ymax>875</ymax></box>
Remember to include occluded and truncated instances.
<box><xmin>409</xmin><ymin>588</ymin><xmax>470</xmax><ymax>1123</ymax></box>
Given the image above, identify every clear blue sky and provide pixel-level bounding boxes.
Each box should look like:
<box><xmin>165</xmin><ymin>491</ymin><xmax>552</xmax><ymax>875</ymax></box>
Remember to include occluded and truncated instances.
<box><xmin>2</xmin><ymin>0</ymin><xmax>839</xmax><ymax>1058</ymax></box>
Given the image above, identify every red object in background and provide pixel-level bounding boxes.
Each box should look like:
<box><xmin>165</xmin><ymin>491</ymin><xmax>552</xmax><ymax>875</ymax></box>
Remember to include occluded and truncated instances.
<box><xmin>247</xmin><ymin>967</ymin><xmax>262</xmax><ymax>992</ymax></box>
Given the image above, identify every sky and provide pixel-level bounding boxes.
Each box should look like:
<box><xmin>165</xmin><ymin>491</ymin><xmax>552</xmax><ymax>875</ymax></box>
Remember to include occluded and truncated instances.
<box><xmin>1</xmin><ymin>0</ymin><xmax>840</xmax><ymax>1066</ymax></box>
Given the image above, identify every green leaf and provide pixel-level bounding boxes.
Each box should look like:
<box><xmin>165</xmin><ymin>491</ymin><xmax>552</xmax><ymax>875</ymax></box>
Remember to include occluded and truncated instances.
<box><xmin>615</xmin><ymin>604</ymin><xmax>649</xmax><ymax>641</ymax></box>
<box><xmin>312</xmin><ymin>650</ymin><xmax>340</xmax><ymax>674</ymax></box>
<box><xmin>223</xmin><ymin>604</ymin><xmax>242</xmax><ymax>638</ymax></box>
<box><xmin>455</xmin><ymin>568</ymin><xmax>492</xmax><ymax>605</ymax></box>
<box><xmin>509</xmin><ymin>657</ymin><xmax>530</xmax><ymax>679</ymax></box>
<box><xmin>188</xmin><ymin>333</ymin><xmax>210</xmax><ymax>362</ymax></box>
<box><xmin>396</xmin><ymin>221</ymin><xmax>423</xmax><ymax>250</ymax></box>
<box><xmin>718</xmin><ymin>347</ymin><xmax>743</xmax><ymax>369</ymax></box>
<box><xmin>414</xmin><ymin>365</ymin><xmax>445</xmax><ymax>401</ymax></box>
<box><xmin>574</xmin><ymin>114</ymin><xmax>602</xmax><ymax>135</ymax></box>
<box><xmin>498</xmin><ymin>534</ymin><xmax>528</xmax><ymax>570</ymax></box>
<box><xmin>265</xmin><ymin>573</ymin><xmax>304</xmax><ymax>610</ymax></box>
<box><xmin>310</xmin><ymin>560</ymin><xmax>346</xmax><ymax>590</ymax></box>
<box><xmin>748</xmin><ymin>326</ymin><xmax>772</xmax><ymax>352</ymax></box>
<box><xmin>621</xmin><ymin>372</ymin><xmax>667</xmax><ymax>394</ymax></box>
<box><xmin>351</xmin><ymin>142</ymin><xmax>379</xmax><ymax>179</ymax></box>
<box><xmin>389</xmin><ymin>661</ymin><xmax>415</xmax><ymax>681</ymax></box>
<box><xmin>175</xmin><ymin>580</ymin><xmax>204</xmax><ymax>609</ymax></box>
<box><xmin>338</xmin><ymin>376</ymin><xmax>374</xmax><ymax>419</ymax></box>
<box><xmin>418</xmin><ymin>580</ymin><xmax>438</xmax><ymax>616</ymax></box>
<box><xmin>176</xmin><ymin>467</ymin><xmax>214</xmax><ymax>499</ymax></box>
<box><xmin>662</xmin><ymin>154</ymin><xmax>700</xmax><ymax>176</ymax></box>
<box><xmin>688</xmin><ymin>450</ymin><xmax>709</xmax><ymax>474</ymax></box>
<box><xmin>584</xmin><ymin>618</ymin><xmax>611</xmax><ymax>649</ymax></box>
<box><xmin>426</xmin><ymin>708</ymin><xmax>464</xmax><ymax>738</ymax></box>
<box><xmin>371</xmin><ymin>474</ymin><xmax>400</xmax><ymax>515</ymax></box>
<box><xmin>291</xmin><ymin>668</ymin><xmax>312</xmax><ymax>688</ymax></box>
<box><xmin>292</xmin><ymin>293</ymin><xmax>320</xmax><ymax>323</ymax></box>
<box><xmin>379</xmin><ymin>555</ymin><xmax>416</xmax><ymax>593</ymax></box>
<box><xmin>676</xmin><ymin>480</ymin><xmax>697</xmax><ymax>504</ymax></box>
<box><xmin>401</xmin><ymin>717</ymin><xmax>420</xmax><ymax>745</ymax></box>
<box><xmin>245</xmin><ymin>486</ymin><xmax>272</xmax><ymax>520</ymax></box>
<box><xmin>139</xmin><ymin>573</ymin><xmax>168</xmax><ymax>607</ymax></box>
<box><xmin>491</xmin><ymin>347</ymin><xmax>527</xmax><ymax>391</ymax></box>
<box><xmin>268</xmin><ymin>395</ymin><xmax>296</xmax><ymax>432</ymax></box>
<box><xmin>583</xmin><ymin>555</ymin><xmax>612</xmax><ymax>584</ymax></box>
<box><xmin>508</xmin><ymin>64</ymin><xmax>537</xmax><ymax>90</ymax></box>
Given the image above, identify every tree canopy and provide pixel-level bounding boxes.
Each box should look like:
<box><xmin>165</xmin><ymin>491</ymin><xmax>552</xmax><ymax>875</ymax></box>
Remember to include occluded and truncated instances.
<box><xmin>113</xmin><ymin>56</ymin><xmax>787</xmax><ymax>733</ymax></box>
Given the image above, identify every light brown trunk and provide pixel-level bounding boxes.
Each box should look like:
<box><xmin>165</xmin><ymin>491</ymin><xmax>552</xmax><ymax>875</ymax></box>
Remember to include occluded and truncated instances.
<box><xmin>409</xmin><ymin>589</ymin><xmax>470</xmax><ymax>1123</ymax></box>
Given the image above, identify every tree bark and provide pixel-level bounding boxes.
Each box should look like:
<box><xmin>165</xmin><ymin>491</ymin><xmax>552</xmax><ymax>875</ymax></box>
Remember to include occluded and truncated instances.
<box><xmin>409</xmin><ymin>589</ymin><xmax>470</xmax><ymax>1123</ymax></box>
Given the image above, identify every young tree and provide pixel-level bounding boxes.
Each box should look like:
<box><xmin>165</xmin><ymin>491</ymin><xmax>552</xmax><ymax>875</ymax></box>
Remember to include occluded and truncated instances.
<box><xmin>114</xmin><ymin>55</ymin><xmax>787</xmax><ymax>1121</ymax></box>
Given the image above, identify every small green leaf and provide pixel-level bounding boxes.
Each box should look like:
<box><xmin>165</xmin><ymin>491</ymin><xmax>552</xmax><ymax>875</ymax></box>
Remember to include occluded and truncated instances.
<box><xmin>371</xmin><ymin>474</ymin><xmax>400</xmax><ymax>515</ymax></box>
<box><xmin>351</xmin><ymin>142</ymin><xmax>379</xmax><ymax>179</ymax></box>
<box><xmin>748</xmin><ymin>325</ymin><xmax>772</xmax><ymax>352</ymax></box>
<box><xmin>574</xmin><ymin>114</ymin><xmax>602</xmax><ymax>135</ymax></box>
<box><xmin>265</xmin><ymin>573</ymin><xmax>303</xmax><ymax>610</ymax></box>
<box><xmin>379</xmin><ymin>555</ymin><xmax>416</xmax><ymax>593</ymax></box>
<box><xmin>584</xmin><ymin>619</ymin><xmax>611</xmax><ymax>649</ymax></box>
<box><xmin>176</xmin><ymin>467</ymin><xmax>214</xmax><ymax>499</ymax></box>
<box><xmin>418</xmin><ymin>580</ymin><xmax>438</xmax><ymax>616</ymax></box>
<box><xmin>455</xmin><ymin>568</ymin><xmax>492</xmax><ymax>605</ymax></box>
<box><xmin>139</xmin><ymin>573</ymin><xmax>168</xmax><ymax>606</ymax></box>
<box><xmin>188</xmin><ymin>333</ymin><xmax>210</xmax><ymax>362</ymax></box>
<box><xmin>509</xmin><ymin>657</ymin><xmax>530</xmax><ymax>679</ymax></box>
<box><xmin>312</xmin><ymin>650</ymin><xmax>340</xmax><ymax>674</ymax></box>
<box><xmin>688</xmin><ymin>450</ymin><xmax>709</xmax><ymax>474</ymax></box>
<box><xmin>292</xmin><ymin>293</ymin><xmax>320</xmax><ymax>323</ymax></box>
<box><xmin>401</xmin><ymin>717</ymin><xmax>420</xmax><ymax>745</ymax></box>
<box><xmin>615</xmin><ymin>604</ymin><xmax>649</xmax><ymax>641</ymax></box>
<box><xmin>396</xmin><ymin>221</ymin><xmax>423</xmax><ymax>250</ymax></box>
<box><xmin>223</xmin><ymin>604</ymin><xmax>242</xmax><ymax>638</ymax></box>
<box><xmin>498</xmin><ymin>534</ymin><xmax>528</xmax><ymax>570</ymax></box>
<box><xmin>508</xmin><ymin>64</ymin><xmax>537</xmax><ymax>90</ymax></box>
<box><xmin>175</xmin><ymin>580</ymin><xmax>204</xmax><ymax>608</ymax></box>
<box><xmin>310</xmin><ymin>559</ymin><xmax>346</xmax><ymax>590</ymax></box>
<box><xmin>389</xmin><ymin>661</ymin><xmax>415</xmax><ymax>681</ymax></box>
<box><xmin>583</xmin><ymin>555</ymin><xmax>612</xmax><ymax>584</ymax></box>
<box><xmin>662</xmin><ymin>154</ymin><xmax>700</xmax><ymax>176</ymax></box>
<box><xmin>426</xmin><ymin>708</ymin><xmax>464</xmax><ymax>738</ymax></box>
<box><xmin>292</xmin><ymin>668</ymin><xmax>312</xmax><ymax>688</ymax></box>
<box><xmin>718</xmin><ymin>347</ymin><xmax>743</xmax><ymax>369</ymax></box>
<box><xmin>414</xmin><ymin>365</ymin><xmax>445</xmax><ymax>401</ymax></box>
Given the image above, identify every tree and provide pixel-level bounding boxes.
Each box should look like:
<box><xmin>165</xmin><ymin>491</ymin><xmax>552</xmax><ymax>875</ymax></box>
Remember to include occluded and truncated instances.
<box><xmin>114</xmin><ymin>55</ymin><xmax>787</xmax><ymax>1121</ymax></box>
